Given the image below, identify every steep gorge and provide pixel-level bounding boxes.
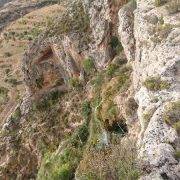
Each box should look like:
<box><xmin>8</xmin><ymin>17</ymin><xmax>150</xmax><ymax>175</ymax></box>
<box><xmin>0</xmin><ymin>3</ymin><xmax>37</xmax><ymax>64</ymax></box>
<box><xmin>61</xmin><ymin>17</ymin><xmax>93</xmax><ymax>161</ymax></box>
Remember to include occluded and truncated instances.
<box><xmin>0</xmin><ymin>0</ymin><xmax>179</xmax><ymax>179</ymax></box>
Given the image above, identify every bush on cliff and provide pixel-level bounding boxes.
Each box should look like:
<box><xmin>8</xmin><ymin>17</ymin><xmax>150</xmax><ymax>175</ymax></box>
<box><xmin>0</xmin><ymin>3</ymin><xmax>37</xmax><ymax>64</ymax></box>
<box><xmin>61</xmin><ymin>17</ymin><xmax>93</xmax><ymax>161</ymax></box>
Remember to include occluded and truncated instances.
<box><xmin>143</xmin><ymin>76</ymin><xmax>170</xmax><ymax>91</ymax></box>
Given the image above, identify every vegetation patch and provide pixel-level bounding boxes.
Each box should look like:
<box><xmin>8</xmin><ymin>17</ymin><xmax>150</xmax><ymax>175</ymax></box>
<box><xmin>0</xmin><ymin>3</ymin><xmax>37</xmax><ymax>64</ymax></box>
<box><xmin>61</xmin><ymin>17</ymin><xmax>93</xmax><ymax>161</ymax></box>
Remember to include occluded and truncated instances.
<box><xmin>110</xmin><ymin>36</ymin><xmax>123</xmax><ymax>55</ymax></box>
<box><xmin>36</xmin><ymin>76</ymin><xmax>44</xmax><ymax>89</ymax></box>
<box><xmin>125</xmin><ymin>97</ymin><xmax>138</xmax><ymax>117</ymax></box>
<box><xmin>5</xmin><ymin>78</ymin><xmax>19</xmax><ymax>87</ymax></box>
<box><xmin>88</xmin><ymin>64</ymin><xmax>132</xmax><ymax>148</ymax></box>
<box><xmin>0</xmin><ymin>87</ymin><xmax>9</xmax><ymax>105</ymax></box>
<box><xmin>150</xmin><ymin>22</ymin><xmax>173</xmax><ymax>43</ymax></box>
<box><xmin>166</xmin><ymin>0</ymin><xmax>180</xmax><ymax>14</ymax></box>
<box><xmin>143</xmin><ymin>76</ymin><xmax>170</xmax><ymax>91</ymax></box>
<box><xmin>76</xmin><ymin>138</ymin><xmax>140</xmax><ymax>180</ymax></box>
<box><xmin>4</xmin><ymin>52</ymin><xmax>12</xmax><ymax>57</ymax></box>
<box><xmin>89</xmin><ymin>64</ymin><xmax>132</xmax><ymax>135</ymax></box>
<box><xmin>163</xmin><ymin>101</ymin><xmax>180</xmax><ymax>134</ymax></box>
<box><xmin>82</xmin><ymin>100</ymin><xmax>91</xmax><ymax>120</ymax></box>
<box><xmin>82</xmin><ymin>57</ymin><xmax>96</xmax><ymax>76</ymax></box>
<box><xmin>68</xmin><ymin>77</ymin><xmax>82</xmax><ymax>90</ymax></box>
<box><xmin>155</xmin><ymin>0</ymin><xmax>167</xmax><ymax>7</ymax></box>
<box><xmin>33</xmin><ymin>90</ymin><xmax>63</xmax><ymax>111</ymax></box>
<box><xmin>46</xmin><ymin>0</ymin><xmax>90</xmax><ymax>37</ymax></box>
<box><xmin>9</xmin><ymin>107</ymin><xmax>22</xmax><ymax>123</ymax></box>
<box><xmin>37</xmin><ymin>120</ymin><xmax>89</xmax><ymax>180</ymax></box>
<box><xmin>106</xmin><ymin>63</ymin><xmax>119</xmax><ymax>78</ymax></box>
<box><xmin>174</xmin><ymin>150</ymin><xmax>180</xmax><ymax>159</ymax></box>
<box><xmin>143</xmin><ymin>107</ymin><xmax>156</xmax><ymax>131</ymax></box>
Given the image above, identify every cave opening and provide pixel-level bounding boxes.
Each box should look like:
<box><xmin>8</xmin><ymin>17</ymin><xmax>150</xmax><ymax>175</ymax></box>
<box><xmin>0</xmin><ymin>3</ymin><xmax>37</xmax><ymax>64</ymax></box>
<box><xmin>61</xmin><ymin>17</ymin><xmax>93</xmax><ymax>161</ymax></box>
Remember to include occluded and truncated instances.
<box><xmin>105</xmin><ymin>119</ymin><xmax>128</xmax><ymax>135</ymax></box>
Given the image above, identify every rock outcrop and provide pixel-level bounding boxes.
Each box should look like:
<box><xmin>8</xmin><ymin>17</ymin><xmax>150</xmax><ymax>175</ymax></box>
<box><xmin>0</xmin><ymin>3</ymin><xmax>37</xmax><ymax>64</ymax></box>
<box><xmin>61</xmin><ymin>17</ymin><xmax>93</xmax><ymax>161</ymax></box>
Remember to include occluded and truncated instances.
<box><xmin>118</xmin><ymin>0</ymin><xmax>180</xmax><ymax>179</ymax></box>
<box><xmin>83</xmin><ymin>0</ymin><xmax>127</xmax><ymax>68</ymax></box>
<box><xmin>22</xmin><ymin>0</ymin><xmax>127</xmax><ymax>96</ymax></box>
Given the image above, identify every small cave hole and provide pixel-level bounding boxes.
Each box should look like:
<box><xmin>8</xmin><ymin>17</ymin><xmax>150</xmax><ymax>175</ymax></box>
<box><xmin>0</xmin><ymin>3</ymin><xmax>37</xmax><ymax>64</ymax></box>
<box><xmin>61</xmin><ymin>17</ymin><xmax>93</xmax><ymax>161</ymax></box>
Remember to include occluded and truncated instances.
<box><xmin>104</xmin><ymin>119</ymin><xmax>128</xmax><ymax>135</ymax></box>
<box><xmin>109</xmin><ymin>36</ymin><xmax>123</xmax><ymax>56</ymax></box>
<box><xmin>160</xmin><ymin>172</ymin><xmax>169</xmax><ymax>180</ymax></box>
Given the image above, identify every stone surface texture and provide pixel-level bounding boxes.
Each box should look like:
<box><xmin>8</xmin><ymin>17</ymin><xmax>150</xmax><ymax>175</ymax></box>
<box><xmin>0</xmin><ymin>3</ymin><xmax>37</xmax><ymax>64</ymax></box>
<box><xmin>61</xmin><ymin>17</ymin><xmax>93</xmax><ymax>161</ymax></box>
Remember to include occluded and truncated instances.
<box><xmin>118</xmin><ymin>0</ymin><xmax>180</xmax><ymax>179</ymax></box>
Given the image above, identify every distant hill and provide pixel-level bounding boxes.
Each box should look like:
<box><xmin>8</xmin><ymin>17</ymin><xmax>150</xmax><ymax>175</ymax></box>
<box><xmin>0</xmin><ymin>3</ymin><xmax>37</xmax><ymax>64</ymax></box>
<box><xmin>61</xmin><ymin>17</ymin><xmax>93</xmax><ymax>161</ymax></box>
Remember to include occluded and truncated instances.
<box><xmin>0</xmin><ymin>0</ymin><xmax>59</xmax><ymax>32</ymax></box>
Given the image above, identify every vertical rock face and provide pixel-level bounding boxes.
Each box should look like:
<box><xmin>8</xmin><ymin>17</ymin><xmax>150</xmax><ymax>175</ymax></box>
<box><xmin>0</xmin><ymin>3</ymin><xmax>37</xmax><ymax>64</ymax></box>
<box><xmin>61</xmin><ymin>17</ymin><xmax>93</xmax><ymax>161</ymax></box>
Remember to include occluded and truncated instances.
<box><xmin>1</xmin><ymin>0</ymin><xmax>180</xmax><ymax>179</ymax></box>
<box><xmin>118</xmin><ymin>1</ymin><xmax>136</xmax><ymax>62</ymax></box>
<box><xmin>83</xmin><ymin>0</ymin><xmax>124</xmax><ymax>68</ymax></box>
<box><xmin>118</xmin><ymin>0</ymin><xmax>180</xmax><ymax>179</ymax></box>
<box><xmin>82</xmin><ymin>0</ymin><xmax>112</xmax><ymax>68</ymax></box>
<box><xmin>22</xmin><ymin>33</ymin><xmax>88</xmax><ymax>96</ymax></box>
<box><xmin>23</xmin><ymin>0</ymin><xmax>126</xmax><ymax>96</ymax></box>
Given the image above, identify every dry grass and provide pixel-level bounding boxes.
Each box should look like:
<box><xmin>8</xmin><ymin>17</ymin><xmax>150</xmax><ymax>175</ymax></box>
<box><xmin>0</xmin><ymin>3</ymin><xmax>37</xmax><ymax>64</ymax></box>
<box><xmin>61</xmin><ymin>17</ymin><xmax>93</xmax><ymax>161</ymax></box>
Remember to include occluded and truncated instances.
<box><xmin>76</xmin><ymin>138</ymin><xmax>140</xmax><ymax>180</ymax></box>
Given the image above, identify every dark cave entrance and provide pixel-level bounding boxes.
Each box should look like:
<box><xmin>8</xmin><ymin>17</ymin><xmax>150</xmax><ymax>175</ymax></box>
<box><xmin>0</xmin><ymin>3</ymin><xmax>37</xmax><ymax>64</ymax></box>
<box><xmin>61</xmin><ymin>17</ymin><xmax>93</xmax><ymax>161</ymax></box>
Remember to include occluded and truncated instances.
<box><xmin>105</xmin><ymin>119</ymin><xmax>128</xmax><ymax>135</ymax></box>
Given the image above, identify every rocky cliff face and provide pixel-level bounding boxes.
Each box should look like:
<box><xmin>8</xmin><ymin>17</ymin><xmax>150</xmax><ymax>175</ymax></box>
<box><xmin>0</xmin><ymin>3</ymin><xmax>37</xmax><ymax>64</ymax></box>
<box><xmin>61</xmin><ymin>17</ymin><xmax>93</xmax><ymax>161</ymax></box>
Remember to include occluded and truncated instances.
<box><xmin>119</xmin><ymin>0</ymin><xmax>180</xmax><ymax>179</ymax></box>
<box><xmin>0</xmin><ymin>0</ymin><xmax>179</xmax><ymax>179</ymax></box>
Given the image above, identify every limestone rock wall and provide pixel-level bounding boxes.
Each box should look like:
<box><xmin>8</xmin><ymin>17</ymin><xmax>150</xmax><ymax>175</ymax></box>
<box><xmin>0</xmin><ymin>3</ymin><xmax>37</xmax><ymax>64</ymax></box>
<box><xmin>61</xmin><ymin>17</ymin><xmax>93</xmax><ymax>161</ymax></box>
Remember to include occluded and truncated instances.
<box><xmin>1</xmin><ymin>0</ymin><xmax>180</xmax><ymax>179</ymax></box>
<box><xmin>22</xmin><ymin>33</ymin><xmax>88</xmax><ymax>95</ymax></box>
<box><xmin>118</xmin><ymin>0</ymin><xmax>180</xmax><ymax>179</ymax></box>
<box><xmin>83</xmin><ymin>0</ymin><xmax>127</xmax><ymax>68</ymax></box>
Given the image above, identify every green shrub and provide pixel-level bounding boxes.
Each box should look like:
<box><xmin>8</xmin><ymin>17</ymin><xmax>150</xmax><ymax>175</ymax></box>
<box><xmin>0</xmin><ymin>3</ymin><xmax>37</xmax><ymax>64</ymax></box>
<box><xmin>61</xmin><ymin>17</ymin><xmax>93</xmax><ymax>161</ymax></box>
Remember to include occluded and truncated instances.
<box><xmin>143</xmin><ymin>112</ymin><xmax>152</xmax><ymax>124</ymax></box>
<box><xmin>0</xmin><ymin>87</ymin><xmax>9</xmax><ymax>104</ymax></box>
<box><xmin>173</xmin><ymin>122</ymin><xmax>180</xmax><ymax>135</ymax></box>
<box><xmin>33</xmin><ymin>90</ymin><xmax>62</xmax><ymax>111</ymax></box>
<box><xmin>82</xmin><ymin>101</ymin><xmax>91</xmax><ymax>120</ymax></box>
<box><xmin>108</xmin><ymin>103</ymin><xmax>118</xmax><ymax>118</ymax></box>
<box><xmin>68</xmin><ymin>77</ymin><xmax>82</xmax><ymax>90</ymax></box>
<box><xmin>174</xmin><ymin>150</ymin><xmax>180</xmax><ymax>159</ymax></box>
<box><xmin>109</xmin><ymin>36</ymin><xmax>123</xmax><ymax>55</ymax></box>
<box><xmin>112</xmin><ymin>56</ymin><xmax>127</xmax><ymax>66</ymax></box>
<box><xmin>155</xmin><ymin>0</ymin><xmax>167</xmax><ymax>7</ymax></box>
<box><xmin>143</xmin><ymin>108</ymin><xmax>156</xmax><ymax>130</ymax></box>
<box><xmin>54</xmin><ymin>163</ymin><xmax>72</xmax><ymax>180</ymax></box>
<box><xmin>5</xmin><ymin>68</ymin><xmax>11</xmax><ymax>75</ymax></box>
<box><xmin>116</xmin><ymin>72</ymin><xmax>131</xmax><ymax>93</ymax></box>
<box><xmin>143</xmin><ymin>77</ymin><xmax>170</xmax><ymax>91</ymax></box>
<box><xmin>4</xmin><ymin>52</ymin><xmax>12</xmax><ymax>57</ymax></box>
<box><xmin>12</xmin><ymin>107</ymin><xmax>21</xmax><ymax>120</ymax></box>
<box><xmin>90</xmin><ymin>72</ymin><xmax>104</xmax><ymax>90</ymax></box>
<box><xmin>36</xmin><ymin>76</ymin><xmax>44</xmax><ymax>89</ymax></box>
<box><xmin>166</xmin><ymin>0</ymin><xmax>180</xmax><ymax>14</ymax></box>
<box><xmin>0</xmin><ymin>87</ymin><xmax>8</xmax><ymax>95</ymax></box>
<box><xmin>158</xmin><ymin>16</ymin><xmax>164</xmax><ymax>25</ymax></box>
<box><xmin>83</xmin><ymin>58</ymin><xmax>95</xmax><ymax>75</ymax></box>
<box><xmin>118</xmin><ymin>161</ymin><xmax>140</xmax><ymax>180</ymax></box>
<box><xmin>7</xmin><ymin>78</ymin><xmax>19</xmax><ymax>87</ymax></box>
<box><xmin>106</xmin><ymin>64</ymin><xmax>119</xmax><ymax>78</ymax></box>
<box><xmin>8</xmin><ymin>107</ymin><xmax>22</xmax><ymax>124</ymax></box>
<box><xmin>37</xmin><ymin>121</ymin><xmax>89</xmax><ymax>180</ymax></box>
<box><xmin>164</xmin><ymin>101</ymin><xmax>180</xmax><ymax>134</ymax></box>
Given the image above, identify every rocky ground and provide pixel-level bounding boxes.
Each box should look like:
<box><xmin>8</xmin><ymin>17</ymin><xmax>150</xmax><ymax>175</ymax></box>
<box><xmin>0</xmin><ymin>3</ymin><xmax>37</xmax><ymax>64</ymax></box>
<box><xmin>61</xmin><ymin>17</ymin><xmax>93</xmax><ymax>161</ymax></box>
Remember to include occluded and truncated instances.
<box><xmin>0</xmin><ymin>0</ymin><xmax>179</xmax><ymax>179</ymax></box>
